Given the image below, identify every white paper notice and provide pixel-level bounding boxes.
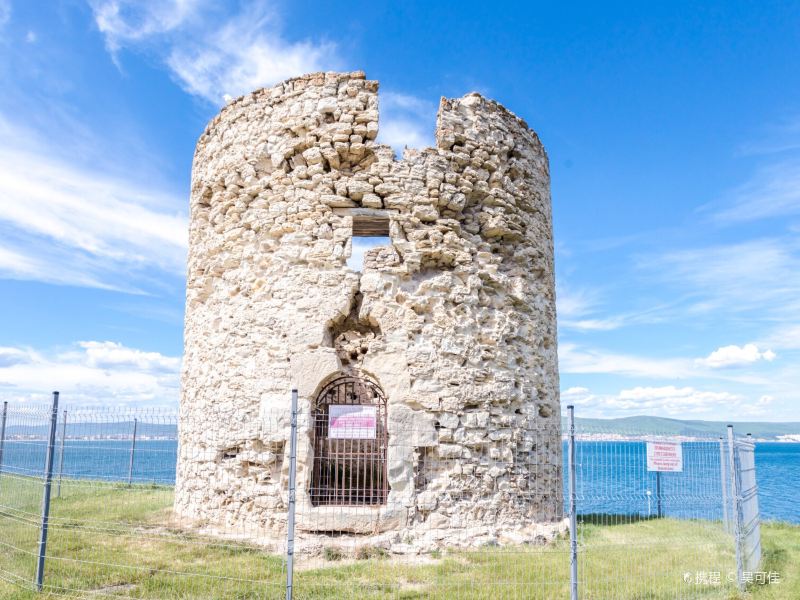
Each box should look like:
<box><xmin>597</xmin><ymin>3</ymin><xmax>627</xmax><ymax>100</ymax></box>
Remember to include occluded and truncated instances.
<box><xmin>328</xmin><ymin>405</ymin><xmax>377</xmax><ymax>439</ymax></box>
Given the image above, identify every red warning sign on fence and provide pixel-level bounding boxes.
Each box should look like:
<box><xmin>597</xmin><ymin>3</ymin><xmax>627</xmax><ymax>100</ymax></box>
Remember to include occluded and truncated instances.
<box><xmin>646</xmin><ymin>442</ymin><xmax>683</xmax><ymax>472</ymax></box>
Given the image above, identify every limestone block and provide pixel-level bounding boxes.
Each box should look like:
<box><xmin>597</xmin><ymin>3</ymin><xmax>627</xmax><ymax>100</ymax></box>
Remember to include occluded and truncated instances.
<box><xmin>416</xmin><ymin>491</ymin><xmax>438</xmax><ymax>512</ymax></box>
<box><xmin>289</xmin><ymin>348</ymin><xmax>340</xmax><ymax>396</ymax></box>
<box><xmin>388</xmin><ymin>404</ymin><xmax>437</xmax><ymax>448</ymax></box>
<box><xmin>437</xmin><ymin>444</ymin><xmax>463</xmax><ymax>459</ymax></box>
<box><xmin>362</xmin><ymin>350</ymin><xmax>410</xmax><ymax>403</ymax></box>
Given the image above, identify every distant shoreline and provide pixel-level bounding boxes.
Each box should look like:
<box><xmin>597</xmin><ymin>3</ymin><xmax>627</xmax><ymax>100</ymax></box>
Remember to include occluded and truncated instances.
<box><xmin>5</xmin><ymin>436</ymin><xmax>175</xmax><ymax>441</ymax></box>
<box><xmin>7</xmin><ymin>435</ymin><xmax>800</xmax><ymax>443</ymax></box>
<box><xmin>564</xmin><ymin>434</ymin><xmax>800</xmax><ymax>443</ymax></box>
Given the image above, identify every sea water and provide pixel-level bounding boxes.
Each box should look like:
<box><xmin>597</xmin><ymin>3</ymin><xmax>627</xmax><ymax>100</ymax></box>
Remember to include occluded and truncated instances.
<box><xmin>1</xmin><ymin>438</ymin><xmax>798</xmax><ymax>523</ymax></box>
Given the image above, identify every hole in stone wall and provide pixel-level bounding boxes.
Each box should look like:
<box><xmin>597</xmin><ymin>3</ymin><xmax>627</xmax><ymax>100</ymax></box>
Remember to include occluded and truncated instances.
<box><xmin>347</xmin><ymin>236</ymin><xmax>391</xmax><ymax>271</ymax></box>
<box><xmin>376</xmin><ymin>94</ymin><xmax>437</xmax><ymax>157</ymax></box>
<box><xmin>414</xmin><ymin>449</ymin><xmax>430</xmax><ymax>492</ymax></box>
<box><xmin>327</xmin><ymin>292</ymin><xmax>382</xmax><ymax>367</ymax></box>
<box><xmin>198</xmin><ymin>186</ymin><xmax>212</xmax><ymax>207</ymax></box>
<box><xmin>221</xmin><ymin>446</ymin><xmax>240</xmax><ymax>460</ymax></box>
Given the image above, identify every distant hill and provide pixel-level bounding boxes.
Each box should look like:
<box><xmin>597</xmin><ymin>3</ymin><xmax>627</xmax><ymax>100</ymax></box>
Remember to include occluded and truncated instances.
<box><xmin>565</xmin><ymin>415</ymin><xmax>800</xmax><ymax>441</ymax></box>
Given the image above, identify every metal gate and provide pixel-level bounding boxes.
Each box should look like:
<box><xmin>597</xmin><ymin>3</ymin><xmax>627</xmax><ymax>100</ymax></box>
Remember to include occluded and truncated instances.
<box><xmin>733</xmin><ymin>436</ymin><xmax>762</xmax><ymax>574</ymax></box>
<box><xmin>310</xmin><ymin>375</ymin><xmax>388</xmax><ymax>506</ymax></box>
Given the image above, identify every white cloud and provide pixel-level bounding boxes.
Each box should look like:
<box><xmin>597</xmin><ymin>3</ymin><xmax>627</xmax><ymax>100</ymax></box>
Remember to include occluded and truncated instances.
<box><xmin>167</xmin><ymin>13</ymin><xmax>336</xmax><ymax>103</ymax></box>
<box><xmin>0</xmin><ymin>247</ymin><xmax>40</xmax><ymax>278</ymax></box>
<box><xmin>90</xmin><ymin>0</ymin><xmax>203</xmax><ymax>52</ymax></box>
<box><xmin>559</xmin><ymin>342</ymin><xmax>777</xmax><ymax>391</ymax></box>
<box><xmin>0</xmin><ymin>115</ymin><xmax>186</xmax><ymax>291</ymax></box>
<box><xmin>560</xmin><ymin>317</ymin><xmax>624</xmax><ymax>332</ymax></box>
<box><xmin>562</xmin><ymin>386</ymin><xmax>589</xmax><ymax>396</ymax></box>
<box><xmin>737</xmin><ymin>115</ymin><xmax>800</xmax><ymax>157</ymax></box>
<box><xmin>380</xmin><ymin>92</ymin><xmax>431</xmax><ymax>114</ymax></box>
<box><xmin>90</xmin><ymin>1</ymin><xmax>338</xmax><ymax>104</ymax></box>
<box><xmin>25</xmin><ymin>30</ymin><xmax>36</xmax><ymax>43</ymax></box>
<box><xmin>377</xmin><ymin>91</ymin><xmax>436</xmax><ymax>155</ymax></box>
<box><xmin>760</xmin><ymin>324</ymin><xmax>800</xmax><ymax>351</ymax></box>
<box><xmin>89</xmin><ymin>2</ymin><xmax>442</xmax><ymax>160</ymax></box>
<box><xmin>696</xmin><ymin>343</ymin><xmax>777</xmax><ymax>369</ymax></box>
<box><xmin>0</xmin><ymin>242</ymin><xmax>142</xmax><ymax>292</ymax></box>
<box><xmin>618</xmin><ymin>385</ymin><xmax>735</xmax><ymax>405</ymax></box>
<box><xmin>558</xmin><ymin>342</ymin><xmax>693</xmax><ymax>379</ymax></box>
<box><xmin>0</xmin><ymin>0</ymin><xmax>10</xmax><ymax>29</ymax></box>
<box><xmin>555</xmin><ymin>283</ymin><xmax>657</xmax><ymax>332</ymax></box>
<box><xmin>557</xmin><ymin>285</ymin><xmax>622</xmax><ymax>331</ymax></box>
<box><xmin>560</xmin><ymin>386</ymin><xmax>593</xmax><ymax>405</ymax></box>
<box><xmin>757</xmin><ymin>395</ymin><xmax>774</xmax><ymax>407</ymax></box>
<box><xmin>78</xmin><ymin>341</ymin><xmax>180</xmax><ymax>372</ymax></box>
<box><xmin>713</xmin><ymin>114</ymin><xmax>800</xmax><ymax>222</ymax></box>
<box><xmin>556</xmin><ymin>285</ymin><xmax>596</xmax><ymax>320</ymax></box>
<box><xmin>0</xmin><ymin>341</ymin><xmax>180</xmax><ymax>407</ymax></box>
<box><xmin>644</xmin><ymin>238</ymin><xmax>800</xmax><ymax>317</ymax></box>
<box><xmin>378</xmin><ymin>118</ymin><xmax>433</xmax><ymax>154</ymax></box>
<box><xmin>562</xmin><ymin>385</ymin><xmax>744</xmax><ymax>418</ymax></box>
<box><xmin>0</xmin><ymin>347</ymin><xmax>31</xmax><ymax>368</ymax></box>
<box><xmin>712</xmin><ymin>159</ymin><xmax>800</xmax><ymax>223</ymax></box>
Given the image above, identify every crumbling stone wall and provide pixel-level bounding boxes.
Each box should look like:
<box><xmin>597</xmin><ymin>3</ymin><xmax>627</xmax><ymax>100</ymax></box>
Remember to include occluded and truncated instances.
<box><xmin>176</xmin><ymin>71</ymin><xmax>562</xmax><ymax>547</ymax></box>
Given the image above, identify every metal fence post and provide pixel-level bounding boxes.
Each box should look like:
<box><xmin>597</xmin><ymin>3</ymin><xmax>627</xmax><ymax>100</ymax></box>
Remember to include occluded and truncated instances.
<box><xmin>719</xmin><ymin>437</ymin><xmax>729</xmax><ymax>533</ymax></box>
<box><xmin>56</xmin><ymin>410</ymin><xmax>67</xmax><ymax>498</ymax></box>
<box><xmin>127</xmin><ymin>418</ymin><xmax>138</xmax><ymax>486</ymax></box>
<box><xmin>567</xmin><ymin>405</ymin><xmax>578</xmax><ymax>600</ymax></box>
<box><xmin>656</xmin><ymin>471</ymin><xmax>663</xmax><ymax>518</ymax></box>
<box><xmin>286</xmin><ymin>389</ymin><xmax>298</xmax><ymax>600</ymax></box>
<box><xmin>35</xmin><ymin>391</ymin><xmax>59</xmax><ymax>592</ymax></box>
<box><xmin>0</xmin><ymin>401</ymin><xmax>7</xmax><ymax>486</ymax></box>
<box><xmin>728</xmin><ymin>425</ymin><xmax>744</xmax><ymax>591</ymax></box>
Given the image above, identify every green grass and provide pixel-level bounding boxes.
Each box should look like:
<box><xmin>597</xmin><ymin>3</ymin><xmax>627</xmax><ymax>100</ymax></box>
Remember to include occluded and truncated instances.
<box><xmin>0</xmin><ymin>474</ymin><xmax>797</xmax><ymax>598</ymax></box>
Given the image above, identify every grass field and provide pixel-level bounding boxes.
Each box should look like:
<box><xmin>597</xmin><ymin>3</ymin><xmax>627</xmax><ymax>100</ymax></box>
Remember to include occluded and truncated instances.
<box><xmin>0</xmin><ymin>474</ymin><xmax>797</xmax><ymax>599</ymax></box>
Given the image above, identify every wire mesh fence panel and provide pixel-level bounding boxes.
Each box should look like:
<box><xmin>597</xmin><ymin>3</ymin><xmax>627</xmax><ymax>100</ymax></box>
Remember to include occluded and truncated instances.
<box><xmin>288</xmin><ymin>398</ymin><xmax>569</xmax><ymax>600</ymax></box>
<box><xmin>0</xmin><ymin>403</ymin><xmax>290</xmax><ymax>599</ymax></box>
<box><xmin>0</xmin><ymin>405</ymin><xmax>54</xmax><ymax>590</ymax></box>
<box><xmin>734</xmin><ymin>437</ymin><xmax>762</xmax><ymax>575</ymax></box>
<box><xmin>572</xmin><ymin>420</ymin><xmax>740</xmax><ymax>599</ymax></box>
<box><xmin>0</xmin><ymin>398</ymin><xmax>764</xmax><ymax>599</ymax></box>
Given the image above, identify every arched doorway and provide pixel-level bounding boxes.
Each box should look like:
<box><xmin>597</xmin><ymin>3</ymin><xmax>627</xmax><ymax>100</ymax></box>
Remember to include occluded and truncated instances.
<box><xmin>310</xmin><ymin>375</ymin><xmax>388</xmax><ymax>506</ymax></box>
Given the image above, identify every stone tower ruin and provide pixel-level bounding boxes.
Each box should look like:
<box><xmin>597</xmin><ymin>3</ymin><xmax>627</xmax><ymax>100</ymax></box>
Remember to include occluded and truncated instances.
<box><xmin>176</xmin><ymin>71</ymin><xmax>562</xmax><ymax>547</ymax></box>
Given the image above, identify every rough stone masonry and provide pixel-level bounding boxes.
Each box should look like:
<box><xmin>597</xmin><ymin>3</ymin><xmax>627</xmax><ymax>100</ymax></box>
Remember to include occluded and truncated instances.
<box><xmin>176</xmin><ymin>71</ymin><xmax>563</xmax><ymax>550</ymax></box>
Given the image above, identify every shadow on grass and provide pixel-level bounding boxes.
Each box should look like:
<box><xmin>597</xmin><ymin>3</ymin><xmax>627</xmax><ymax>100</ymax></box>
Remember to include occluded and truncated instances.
<box><xmin>577</xmin><ymin>513</ymin><xmax>665</xmax><ymax>526</ymax></box>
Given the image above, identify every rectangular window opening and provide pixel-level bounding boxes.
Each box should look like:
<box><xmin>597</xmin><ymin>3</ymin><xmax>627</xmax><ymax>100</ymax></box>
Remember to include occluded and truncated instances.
<box><xmin>348</xmin><ymin>236</ymin><xmax>392</xmax><ymax>271</ymax></box>
<box><xmin>342</xmin><ymin>211</ymin><xmax>393</xmax><ymax>272</ymax></box>
<box><xmin>352</xmin><ymin>215</ymin><xmax>390</xmax><ymax>237</ymax></box>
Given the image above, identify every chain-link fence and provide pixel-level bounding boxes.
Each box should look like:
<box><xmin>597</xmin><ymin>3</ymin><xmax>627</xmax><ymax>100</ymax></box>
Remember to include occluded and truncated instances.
<box><xmin>0</xmin><ymin>395</ymin><xmax>761</xmax><ymax>599</ymax></box>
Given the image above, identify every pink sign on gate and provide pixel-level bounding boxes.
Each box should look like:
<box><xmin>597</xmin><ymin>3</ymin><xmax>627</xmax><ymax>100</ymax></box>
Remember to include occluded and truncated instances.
<box><xmin>328</xmin><ymin>405</ymin><xmax>377</xmax><ymax>439</ymax></box>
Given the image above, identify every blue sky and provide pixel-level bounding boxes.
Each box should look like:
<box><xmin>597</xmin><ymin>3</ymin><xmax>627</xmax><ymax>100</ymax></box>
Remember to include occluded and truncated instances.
<box><xmin>0</xmin><ymin>0</ymin><xmax>798</xmax><ymax>420</ymax></box>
